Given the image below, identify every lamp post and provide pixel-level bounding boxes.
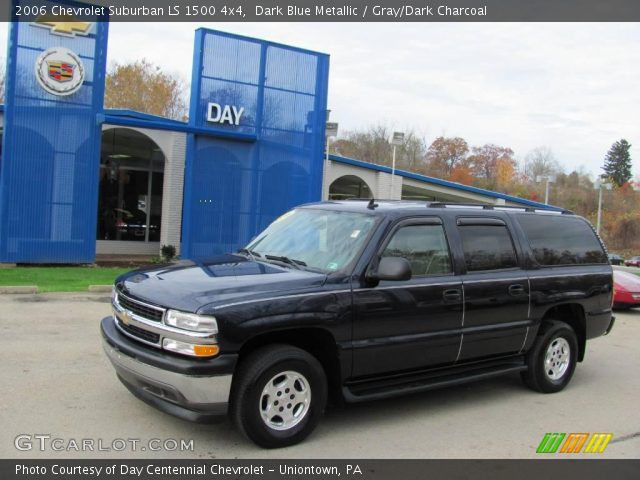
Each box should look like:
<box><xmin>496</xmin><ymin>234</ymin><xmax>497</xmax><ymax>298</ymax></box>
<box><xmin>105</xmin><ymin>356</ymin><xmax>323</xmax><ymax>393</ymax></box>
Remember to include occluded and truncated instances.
<box><xmin>325</xmin><ymin>117</ymin><xmax>338</xmax><ymax>166</ymax></box>
<box><xmin>594</xmin><ymin>179</ymin><xmax>612</xmax><ymax>234</ymax></box>
<box><xmin>390</xmin><ymin>131</ymin><xmax>404</xmax><ymax>199</ymax></box>
<box><xmin>535</xmin><ymin>174</ymin><xmax>556</xmax><ymax>204</ymax></box>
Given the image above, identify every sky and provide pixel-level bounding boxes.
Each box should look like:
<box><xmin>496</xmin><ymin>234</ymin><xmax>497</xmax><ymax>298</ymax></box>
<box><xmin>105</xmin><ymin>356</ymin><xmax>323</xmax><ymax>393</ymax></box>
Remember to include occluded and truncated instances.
<box><xmin>1</xmin><ymin>21</ymin><xmax>639</xmax><ymax>177</ymax></box>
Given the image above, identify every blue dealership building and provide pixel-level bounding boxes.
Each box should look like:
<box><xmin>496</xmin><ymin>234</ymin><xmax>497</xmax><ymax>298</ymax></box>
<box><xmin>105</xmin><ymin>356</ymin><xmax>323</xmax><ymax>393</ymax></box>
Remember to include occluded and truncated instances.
<box><xmin>0</xmin><ymin>7</ymin><xmax>556</xmax><ymax>264</ymax></box>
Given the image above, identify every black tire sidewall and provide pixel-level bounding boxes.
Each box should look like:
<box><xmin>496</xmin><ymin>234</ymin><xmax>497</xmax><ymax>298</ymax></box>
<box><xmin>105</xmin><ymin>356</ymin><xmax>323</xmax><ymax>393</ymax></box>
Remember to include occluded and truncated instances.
<box><xmin>238</xmin><ymin>352</ymin><xmax>327</xmax><ymax>448</ymax></box>
<box><xmin>530</xmin><ymin>322</ymin><xmax>578</xmax><ymax>392</ymax></box>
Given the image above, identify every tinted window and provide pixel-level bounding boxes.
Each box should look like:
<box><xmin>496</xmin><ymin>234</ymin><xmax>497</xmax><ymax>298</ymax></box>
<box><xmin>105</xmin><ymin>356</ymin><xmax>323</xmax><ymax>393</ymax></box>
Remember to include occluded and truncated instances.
<box><xmin>516</xmin><ymin>215</ymin><xmax>607</xmax><ymax>265</ymax></box>
<box><xmin>383</xmin><ymin>224</ymin><xmax>452</xmax><ymax>276</ymax></box>
<box><xmin>459</xmin><ymin>225</ymin><xmax>518</xmax><ymax>271</ymax></box>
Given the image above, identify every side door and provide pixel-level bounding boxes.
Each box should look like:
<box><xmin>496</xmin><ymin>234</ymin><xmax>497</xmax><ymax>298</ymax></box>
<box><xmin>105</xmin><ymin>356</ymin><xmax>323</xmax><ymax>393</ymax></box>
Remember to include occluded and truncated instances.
<box><xmin>455</xmin><ymin>217</ymin><xmax>530</xmax><ymax>362</ymax></box>
<box><xmin>352</xmin><ymin>217</ymin><xmax>464</xmax><ymax>378</ymax></box>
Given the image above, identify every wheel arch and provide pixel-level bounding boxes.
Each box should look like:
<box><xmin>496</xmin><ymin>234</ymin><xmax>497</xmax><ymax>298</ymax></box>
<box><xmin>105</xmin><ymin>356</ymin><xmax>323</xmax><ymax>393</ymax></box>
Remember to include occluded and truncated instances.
<box><xmin>237</xmin><ymin>327</ymin><xmax>343</xmax><ymax>403</ymax></box>
<box><xmin>540</xmin><ymin>303</ymin><xmax>586</xmax><ymax>362</ymax></box>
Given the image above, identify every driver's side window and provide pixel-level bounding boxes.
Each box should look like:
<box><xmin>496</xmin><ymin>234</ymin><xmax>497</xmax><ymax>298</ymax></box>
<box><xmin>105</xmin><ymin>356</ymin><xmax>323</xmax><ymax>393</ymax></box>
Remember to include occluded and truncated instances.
<box><xmin>383</xmin><ymin>224</ymin><xmax>452</xmax><ymax>277</ymax></box>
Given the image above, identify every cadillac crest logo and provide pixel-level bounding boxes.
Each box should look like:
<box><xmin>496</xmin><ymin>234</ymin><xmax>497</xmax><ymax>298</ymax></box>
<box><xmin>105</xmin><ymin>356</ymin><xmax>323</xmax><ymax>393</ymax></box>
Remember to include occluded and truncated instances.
<box><xmin>35</xmin><ymin>47</ymin><xmax>85</xmax><ymax>96</ymax></box>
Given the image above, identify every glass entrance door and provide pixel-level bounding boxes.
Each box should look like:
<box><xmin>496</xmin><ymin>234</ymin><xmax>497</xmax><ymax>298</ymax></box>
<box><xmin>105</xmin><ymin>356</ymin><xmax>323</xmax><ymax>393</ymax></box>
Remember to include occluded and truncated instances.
<box><xmin>98</xmin><ymin>129</ymin><xmax>164</xmax><ymax>243</ymax></box>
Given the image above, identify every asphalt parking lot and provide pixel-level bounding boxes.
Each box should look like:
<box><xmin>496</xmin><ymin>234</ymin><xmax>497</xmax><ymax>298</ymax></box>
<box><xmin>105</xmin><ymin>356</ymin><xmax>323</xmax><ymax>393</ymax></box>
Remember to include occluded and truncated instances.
<box><xmin>0</xmin><ymin>292</ymin><xmax>638</xmax><ymax>459</ymax></box>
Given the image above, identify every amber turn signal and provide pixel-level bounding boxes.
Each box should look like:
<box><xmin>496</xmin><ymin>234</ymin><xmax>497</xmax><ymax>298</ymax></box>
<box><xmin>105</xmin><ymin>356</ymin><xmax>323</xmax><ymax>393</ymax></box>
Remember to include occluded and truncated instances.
<box><xmin>193</xmin><ymin>344</ymin><xmax>220</xmax><ymax>357</ymax></box>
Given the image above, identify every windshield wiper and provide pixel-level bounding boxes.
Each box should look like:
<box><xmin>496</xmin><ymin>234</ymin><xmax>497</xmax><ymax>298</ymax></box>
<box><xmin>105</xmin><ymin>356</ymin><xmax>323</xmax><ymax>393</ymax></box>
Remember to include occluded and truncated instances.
<box><xmin>237</xmin><ymin>248</ymin><xmax>261</xmax><ymax>261</ymax></box>
<box><xmin>264</xmin><ymin>254</ymin><xmax>307</xmax><ymax>270</ymax></box>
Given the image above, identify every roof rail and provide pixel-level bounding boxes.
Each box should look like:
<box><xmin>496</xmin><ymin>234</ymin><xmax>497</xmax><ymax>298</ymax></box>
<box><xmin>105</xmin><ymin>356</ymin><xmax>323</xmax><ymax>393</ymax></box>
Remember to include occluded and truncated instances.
<box><xmin>344</xmin><ymin>198</ymin><xmax>405</xmax><ymax>202</ymax></box>
<box><xmin>427</xmin><ymin>202</ymin><xmax>535</xmax><ymax>212</ymax></box>
<box><xmin>428</xmin><ymin>202</ymin><xmax>574</xmax><ymax>215</ymax></box>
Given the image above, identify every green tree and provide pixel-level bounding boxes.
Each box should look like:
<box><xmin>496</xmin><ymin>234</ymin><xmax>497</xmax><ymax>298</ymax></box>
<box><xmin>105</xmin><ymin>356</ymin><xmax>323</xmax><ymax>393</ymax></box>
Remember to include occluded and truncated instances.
<box><xmin>602</xmin><ymin>139</ymin><xmax>632</xmax><ymax>187</ymax></box>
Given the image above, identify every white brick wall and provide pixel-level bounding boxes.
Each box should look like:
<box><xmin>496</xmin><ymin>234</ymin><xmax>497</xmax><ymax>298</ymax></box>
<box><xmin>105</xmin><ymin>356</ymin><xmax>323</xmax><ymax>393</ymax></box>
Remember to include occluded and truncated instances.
<box><xmin>96</xmin><ymin>240</ymin><xmax>159</xmax><ymax>255</ymax></box>
<box><xmin>321</xmin><ymin>155</ymin><xmax>331</xmax><ymax>199</ymax></box>
<box><xmin>159</xmin><ymin>131</ymin><xmax>186</xmax><ymax>255</ymax></box>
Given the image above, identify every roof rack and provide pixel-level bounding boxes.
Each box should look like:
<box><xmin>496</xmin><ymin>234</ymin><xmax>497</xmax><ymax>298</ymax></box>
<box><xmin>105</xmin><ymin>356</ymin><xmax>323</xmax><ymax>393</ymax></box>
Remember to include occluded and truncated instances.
<box><xmin>344</xmin><ymin>198</ymin><xmax>405</xmax><ymax>202</ymax></box>
<box><xmin>427</xmin><ymin>202</ymin><xmax>574</xmax><ymax>215</ymax></box>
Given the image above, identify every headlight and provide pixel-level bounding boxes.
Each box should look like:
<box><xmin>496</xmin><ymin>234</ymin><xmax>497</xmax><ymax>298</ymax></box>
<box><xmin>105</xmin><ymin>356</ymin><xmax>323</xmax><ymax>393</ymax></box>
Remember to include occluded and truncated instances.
<box><xmin>165</xmin><ymin>309</ymin><xmax>218</xmax><ymax>334</ymax></box>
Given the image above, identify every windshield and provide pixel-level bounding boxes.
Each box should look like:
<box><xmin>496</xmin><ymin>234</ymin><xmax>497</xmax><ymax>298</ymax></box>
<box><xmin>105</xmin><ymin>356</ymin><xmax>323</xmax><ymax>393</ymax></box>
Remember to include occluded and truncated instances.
<box><xmin>245</xmin><ymin>208</ymin><xmax>378</xmax><ymax>273</ymax></box>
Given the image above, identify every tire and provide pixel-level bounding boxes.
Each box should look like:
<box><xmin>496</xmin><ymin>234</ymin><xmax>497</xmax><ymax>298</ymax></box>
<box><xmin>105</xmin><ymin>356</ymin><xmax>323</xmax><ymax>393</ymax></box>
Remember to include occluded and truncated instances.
<box><xmin>521</xmin><ymin>320</ymin><xmax>578</xmax><ymax>393</ymax></box>
<box><xmin>229</xmin><ymin>344</ymin><xmax>327</xmax><ymax>448</ymax></box>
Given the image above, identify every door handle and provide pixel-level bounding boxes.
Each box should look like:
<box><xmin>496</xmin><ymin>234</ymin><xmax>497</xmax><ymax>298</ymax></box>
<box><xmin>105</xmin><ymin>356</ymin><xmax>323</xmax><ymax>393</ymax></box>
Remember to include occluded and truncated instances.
<box><xmin>443</xmin><ymin>289</ymin><xmax>462</xmax><ymax>302</ymax></box>
<box><xmin>508</xmin><ymin>284</ymin><xmax>526</xmax><ymax>296</ymax></box>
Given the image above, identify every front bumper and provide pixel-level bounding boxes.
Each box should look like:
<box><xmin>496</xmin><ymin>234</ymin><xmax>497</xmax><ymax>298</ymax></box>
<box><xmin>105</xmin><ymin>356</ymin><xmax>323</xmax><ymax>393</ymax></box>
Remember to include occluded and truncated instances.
<box><xmin>101</xmin><ymin>317</ymin><xmax>237</xmax><ymax>423</ymax></box>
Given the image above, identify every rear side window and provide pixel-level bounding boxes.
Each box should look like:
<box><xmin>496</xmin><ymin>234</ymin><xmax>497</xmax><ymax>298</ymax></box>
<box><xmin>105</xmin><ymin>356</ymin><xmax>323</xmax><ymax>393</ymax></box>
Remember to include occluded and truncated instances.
<box><xmin>458</xmin><ymin>225</ymin><xmax>518</xmax><ymax>271</ymax></box>
<box><xmin>516</xmin><ymin>215</ymin><xmax>607</xmax><ymax>266</ymax></box>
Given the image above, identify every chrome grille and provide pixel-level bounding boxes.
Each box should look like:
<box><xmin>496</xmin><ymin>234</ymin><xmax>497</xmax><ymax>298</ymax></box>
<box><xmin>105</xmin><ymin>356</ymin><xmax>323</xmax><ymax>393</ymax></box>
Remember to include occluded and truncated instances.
<box><xmin>116</xmin><ymin>319</ymin><xmax>161</xmax><ymax>345</ymax></box>
<box><xmin>116</xmin><ymin>292</ymin><xmax>164</xmax><ymax>322</ymax></box>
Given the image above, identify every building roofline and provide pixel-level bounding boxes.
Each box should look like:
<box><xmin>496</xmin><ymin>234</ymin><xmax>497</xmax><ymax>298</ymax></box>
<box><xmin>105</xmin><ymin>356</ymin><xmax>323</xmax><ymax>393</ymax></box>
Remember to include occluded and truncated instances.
<box><xmin>328</xmin><ymin>154</ymin><xmax>563</xmax><ymax>211</ymax></box>
<box><xmin>98</xmin><ymin>111</ymin><xmax>257</xmax><ymax>143</ymax></box>
<box><xmin>103</xmin><ymin>108</ymin><xmax>186</xmax><ymax>125</ymax></box>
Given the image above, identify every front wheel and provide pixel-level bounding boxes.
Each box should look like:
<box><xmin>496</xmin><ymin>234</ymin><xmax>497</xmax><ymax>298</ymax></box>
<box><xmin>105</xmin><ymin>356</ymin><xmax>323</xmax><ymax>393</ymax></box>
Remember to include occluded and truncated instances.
<box><xmin>521</xmin><ymin>320</ymin><xmax>578</xmax><ymax>393</ymax></box>
<box><xmin>230</xmin><ymin>345</ymin><xmax>327</xmax><ymax>448</ymax></box>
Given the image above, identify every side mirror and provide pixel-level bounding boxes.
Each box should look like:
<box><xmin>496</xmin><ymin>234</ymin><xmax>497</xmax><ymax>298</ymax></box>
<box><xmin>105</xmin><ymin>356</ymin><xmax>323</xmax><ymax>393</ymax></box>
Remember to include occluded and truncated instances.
<box><xmin>372</xmin><ymin>256</ymin><xmax>412</xmax><ymax>282</ymax></box>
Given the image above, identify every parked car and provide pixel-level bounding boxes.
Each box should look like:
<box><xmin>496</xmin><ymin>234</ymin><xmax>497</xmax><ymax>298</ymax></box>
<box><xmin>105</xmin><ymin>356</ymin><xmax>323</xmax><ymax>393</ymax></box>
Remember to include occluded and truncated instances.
<box><xmin>102</xmin><ymin>201</ymin><xmax>615</xmax><ymax>448</ymax></box>
<box><xmin>613</xmin><ymin>270</ymin><xmax>640</xmax><ymax>309</ymax></box>
<box><xmin>608</xmin><ymin>253</ymin><xmax>624</xmax><ymax>265</ymax></box>
<box><xmin>624</xmin><ymin>256</ymin><xmax>640</xmax><ymax>267</ymax></box>
<box><xmin>113</xmin><ymin>208</ymin><xmax>159</xmax><ymax>241</ymax></box>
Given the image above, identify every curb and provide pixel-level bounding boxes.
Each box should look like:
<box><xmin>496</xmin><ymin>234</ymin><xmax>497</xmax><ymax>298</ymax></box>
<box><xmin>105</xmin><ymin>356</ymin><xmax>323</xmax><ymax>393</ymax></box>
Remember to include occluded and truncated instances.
<box><xmin>0</xmin><ymin>286</ymin><xmax>38</xmax><ymax>294</ymax></box>
<box><xmin>88</xmin><ymin>285</ymin><xmax>113</xmax><ymax>293</ymax></box>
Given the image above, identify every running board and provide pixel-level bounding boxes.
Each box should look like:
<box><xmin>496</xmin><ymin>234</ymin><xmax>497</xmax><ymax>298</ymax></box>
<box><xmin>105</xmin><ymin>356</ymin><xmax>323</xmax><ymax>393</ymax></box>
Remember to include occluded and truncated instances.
<box><xmin>343</xmin><ymin>360</ymin><xmax>527</xmax><ymax>403</ymax></box>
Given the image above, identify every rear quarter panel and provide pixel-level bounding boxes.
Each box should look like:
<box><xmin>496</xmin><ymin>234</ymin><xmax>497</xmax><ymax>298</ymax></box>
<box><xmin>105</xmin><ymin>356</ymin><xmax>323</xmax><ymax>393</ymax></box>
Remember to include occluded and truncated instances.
<box><xmin>527</xmin><ymin>265</ymin><xmax>613</xmax><ymax>342</ymax></box>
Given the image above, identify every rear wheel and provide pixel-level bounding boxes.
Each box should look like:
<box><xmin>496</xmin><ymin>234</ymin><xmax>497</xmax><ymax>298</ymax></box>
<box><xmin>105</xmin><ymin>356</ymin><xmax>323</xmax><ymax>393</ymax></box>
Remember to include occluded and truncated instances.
<box><xmin>522</xmin><ymin>320</ymin><xmax>578</xmax><ymax>393</ymax></box>
<box><xmin>230</xmin><ymin>345</ymin><xmax>327</xmax><ymax>448</ymax></box>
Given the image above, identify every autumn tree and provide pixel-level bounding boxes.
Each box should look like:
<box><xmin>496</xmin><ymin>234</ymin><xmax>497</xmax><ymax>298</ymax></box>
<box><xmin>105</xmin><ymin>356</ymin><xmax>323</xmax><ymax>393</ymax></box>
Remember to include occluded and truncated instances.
<box><xmin>602</xmin><ymin>139</ymin><xmax>632</xmax><ymax>187</ymax></box>
<box><xmin>600</xmin><ymin>182</ymin><xmax>640</xmax><ymax>251</ymax></box>
<box><xmin>449</xmin><ymin>164</ymin><xmax>474</xmax><ymax>185</ymax></box>
<box><xmin>424</xmin><ymin>136</ymin><xmax>469</xmax><ymax>177</ymax></box>
<box><xmin>467</xmin><ymin>144</ymin><xmax>517</xmax><ymax>190</ymax></box>
<box><xmin>105</xmin><ymin>59</ymin><xmax>187</xmax><ymax>120</ymax></box>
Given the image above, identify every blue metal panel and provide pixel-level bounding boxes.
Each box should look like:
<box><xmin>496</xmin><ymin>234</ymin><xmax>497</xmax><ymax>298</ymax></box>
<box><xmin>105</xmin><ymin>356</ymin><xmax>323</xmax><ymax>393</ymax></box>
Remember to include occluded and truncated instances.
<box><xmin>182</xmin><ymin>29</ymin><xmax>329</xmax><ymax>258</ymax></box>
<box><xmin>0</xmin><ymin>1</ymin><xmax>109</xmax><ymax>263</ymax></box>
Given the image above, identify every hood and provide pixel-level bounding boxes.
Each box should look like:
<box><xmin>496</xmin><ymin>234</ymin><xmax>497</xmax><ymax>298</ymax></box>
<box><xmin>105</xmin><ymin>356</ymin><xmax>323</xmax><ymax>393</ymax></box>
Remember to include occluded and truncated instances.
<box><xmin>118</xmin><ymin>254</ymin><xmax>327</xmax><ymax>312</ymax></box>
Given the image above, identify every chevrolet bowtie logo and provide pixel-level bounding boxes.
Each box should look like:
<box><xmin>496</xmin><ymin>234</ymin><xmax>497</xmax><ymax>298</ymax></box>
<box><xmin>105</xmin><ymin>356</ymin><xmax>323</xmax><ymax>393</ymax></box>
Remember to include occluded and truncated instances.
<box><xmin>120</xmin><ymin>310</ymin><xmax>133</xmax><ymax>326</ymax></box>
<box><xmin>32</xmin><ymin>16</ymin><xmax>93</xmax><ymax>37</ymax></box>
